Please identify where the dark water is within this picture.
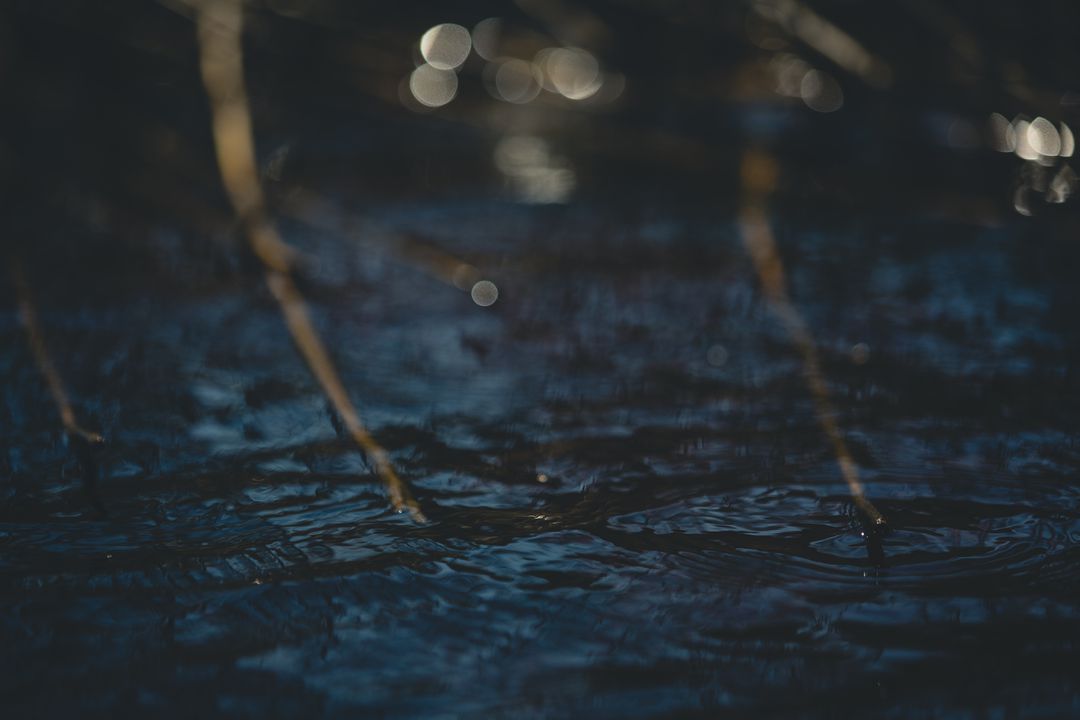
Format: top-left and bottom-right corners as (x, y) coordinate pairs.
(3, 2), (1080, 717)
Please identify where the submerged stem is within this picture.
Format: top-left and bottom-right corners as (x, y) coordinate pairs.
(11, 260), (104, 446)
(737, 149), (886, 528)
(195, 0), (425, 522)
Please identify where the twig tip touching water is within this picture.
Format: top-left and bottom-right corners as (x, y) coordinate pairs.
(196, 0), (425, 522)
(11, 260), (105, 446)
(738, 148), (887, 532)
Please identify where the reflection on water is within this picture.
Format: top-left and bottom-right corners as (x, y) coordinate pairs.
(494, 135), (576, 204)
(3, 0), (1080, 717)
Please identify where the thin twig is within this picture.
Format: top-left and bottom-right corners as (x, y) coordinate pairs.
(280, 189), (488, 293)
(737, 148), (886, 527)
(11, 260), (104, 446)
(195, 0), (425, 522)
(751, 0), (892, 89)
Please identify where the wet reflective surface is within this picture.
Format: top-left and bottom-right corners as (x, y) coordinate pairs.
(3, 2), (1080, 717)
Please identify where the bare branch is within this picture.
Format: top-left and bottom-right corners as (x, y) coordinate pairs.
(195, 0), (425, 522)
(738, 148), (885, 528)
(11, 260), (104, 446)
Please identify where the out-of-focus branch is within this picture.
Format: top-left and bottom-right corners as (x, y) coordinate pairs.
(195, 0), (425, 522)
(751, 0), (892, 89)
(11, 260), (104, 446)
(280, 189), (489, 294)
(738, 148), (886, 528)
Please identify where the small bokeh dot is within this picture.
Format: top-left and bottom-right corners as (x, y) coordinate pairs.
(471, 280), (499, 306)
(706, 344), (729, 367)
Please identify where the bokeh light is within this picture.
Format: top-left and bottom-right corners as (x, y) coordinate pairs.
(1012, 118), (1039, 161)
(536, 47), (603, 100)
(1048, 166), (1076, 203)
(1060, 122), (1075, 157)
(800, 69), (843, 112)
(1027, 117), (1061, 157)
(771, 53), (811, 97)
(419, 23), (472, 71)
(488, 58), (543, 104)
(988, 113), (1017, 152)
(472, 18), (501, 61)
(409, 63), (458, 108)
(470, 280), (499, 306)
(494, 135), (575, 204)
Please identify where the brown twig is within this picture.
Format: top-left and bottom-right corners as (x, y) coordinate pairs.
(195, 0), (425, 522)
(11, 260), (104, 445)
(279, 189), (489, 293)
(738, 148), (886, 527)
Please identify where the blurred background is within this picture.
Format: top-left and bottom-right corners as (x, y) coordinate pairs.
(2, 1), (1080, 717)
